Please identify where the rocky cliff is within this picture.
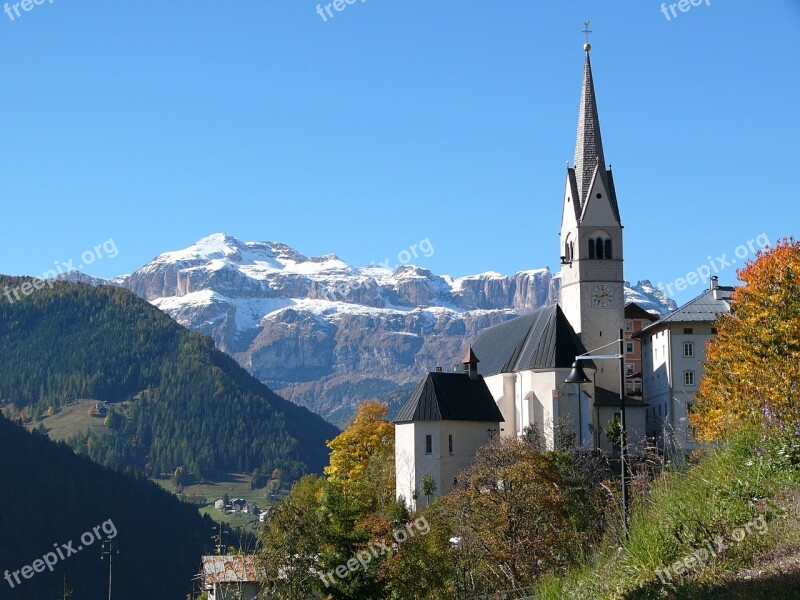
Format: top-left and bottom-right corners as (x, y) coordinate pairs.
(69, 234), (676, 425)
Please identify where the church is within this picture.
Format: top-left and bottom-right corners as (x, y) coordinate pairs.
(395, 39), (648, 506)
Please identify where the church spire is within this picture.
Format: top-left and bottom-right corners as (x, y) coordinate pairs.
(573, 28), (606, 204)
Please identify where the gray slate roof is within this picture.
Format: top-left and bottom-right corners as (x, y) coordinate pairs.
(471, 304), (592, 377)
(574, 50), (606, 204)
(634, 286), (734, 337)
(393, 372), (504, 424)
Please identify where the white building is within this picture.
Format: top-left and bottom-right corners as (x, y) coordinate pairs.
(634, 277), (733, 450)
(394, 349), (503, 511)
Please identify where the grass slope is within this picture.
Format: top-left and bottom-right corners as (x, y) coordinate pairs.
(535, 430), (800, 599)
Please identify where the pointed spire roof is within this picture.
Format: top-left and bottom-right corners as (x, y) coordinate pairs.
(462, 346), (479, 365)
(573, 45), (606, 203)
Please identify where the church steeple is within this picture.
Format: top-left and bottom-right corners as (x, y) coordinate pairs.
(573, 42), (606, 204)
(558, 31), (624, 393)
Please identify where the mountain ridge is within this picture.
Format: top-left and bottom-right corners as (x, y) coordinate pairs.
(62, 233), (676, 424)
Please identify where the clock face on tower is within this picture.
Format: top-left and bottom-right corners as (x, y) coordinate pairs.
(592, 284), (614, 308)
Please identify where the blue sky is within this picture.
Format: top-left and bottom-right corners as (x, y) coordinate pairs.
(1, 0), (798, 305)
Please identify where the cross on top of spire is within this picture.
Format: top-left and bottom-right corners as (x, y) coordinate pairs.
(583, 20), (592, 51)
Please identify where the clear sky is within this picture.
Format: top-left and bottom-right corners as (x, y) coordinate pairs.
(1, 0), (798, 305)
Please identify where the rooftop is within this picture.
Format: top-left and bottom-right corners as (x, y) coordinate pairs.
(634, 285), (734, 337)
(394, 371), (504, 424)
(472, 304), (593, 377)
(201, 555), (262, 585)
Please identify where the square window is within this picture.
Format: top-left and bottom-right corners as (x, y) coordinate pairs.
(425, 435), (432, 455)
(711, 328), (718, 334)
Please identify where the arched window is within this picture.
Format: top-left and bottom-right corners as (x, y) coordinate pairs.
(587, 231), (613, 260)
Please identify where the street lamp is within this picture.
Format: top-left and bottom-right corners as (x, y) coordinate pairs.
(564, 328), (629, 535)
(564, 361), (591, 448)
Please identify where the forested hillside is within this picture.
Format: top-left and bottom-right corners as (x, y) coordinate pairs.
(0, 276), (338, 481)
(0, 415), (213, 600)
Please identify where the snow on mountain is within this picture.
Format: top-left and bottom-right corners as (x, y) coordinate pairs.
(65, 234), (676, 424)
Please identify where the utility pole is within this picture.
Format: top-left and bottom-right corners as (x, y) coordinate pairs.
(619, 328), (629, 536)
(212, 522), (230, 555)
(100, 541), (117, 600)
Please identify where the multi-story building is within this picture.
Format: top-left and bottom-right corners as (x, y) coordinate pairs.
(624, 303), (659, 396)
(633, 277), (733, 448)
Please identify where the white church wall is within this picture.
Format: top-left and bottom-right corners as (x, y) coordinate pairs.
(439, 420), (500, 496)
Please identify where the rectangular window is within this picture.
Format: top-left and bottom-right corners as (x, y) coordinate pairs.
(448, 434), (454, 454)
(425, 435), (432, 455)
(711, 328), (718, 335)
(625, 322), (633, 332)
(626, 342), (635, 353)
(684, 371), (695, 386)
(684, 342), (694, 357)
(684, 328), (694, 335)
(626, 363), (635, 375)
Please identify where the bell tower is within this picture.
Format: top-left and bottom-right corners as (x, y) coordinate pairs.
(558, 35), (624, 391)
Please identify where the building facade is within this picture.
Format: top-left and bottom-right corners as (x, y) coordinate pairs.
(624, 303), (660, 396)
(634, 277), (733, 448)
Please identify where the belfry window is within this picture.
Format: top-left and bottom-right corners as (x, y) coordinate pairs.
(588, 233), (612, 260)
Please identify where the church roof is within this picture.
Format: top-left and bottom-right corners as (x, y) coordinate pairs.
(471, 304), (593, 377)
(574, 49), (606, 204)
(393, 372), (504, 424)
(566, 47), (621, 224)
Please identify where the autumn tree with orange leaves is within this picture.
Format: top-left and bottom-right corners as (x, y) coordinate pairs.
(691, 238), (800, 441)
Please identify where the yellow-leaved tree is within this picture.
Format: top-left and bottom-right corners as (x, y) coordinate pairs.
(691, 238), (800, 441)
(324, 400), (395, 511)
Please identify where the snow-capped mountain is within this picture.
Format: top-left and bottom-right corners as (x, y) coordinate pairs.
(69, 233), (676, 424)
